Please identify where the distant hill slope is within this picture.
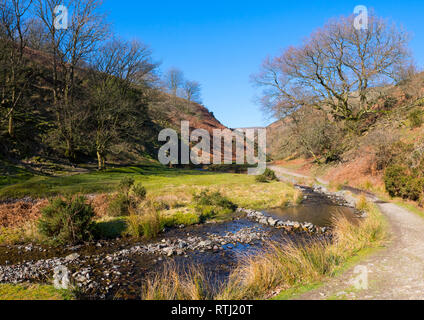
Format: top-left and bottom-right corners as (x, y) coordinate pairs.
(0, 46), (230, 167)
(267, 72), (424, 189)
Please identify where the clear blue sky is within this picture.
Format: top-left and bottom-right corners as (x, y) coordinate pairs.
(103, 0), (424, 128)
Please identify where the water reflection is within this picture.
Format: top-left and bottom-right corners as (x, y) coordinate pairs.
(265, 205), (357, 227)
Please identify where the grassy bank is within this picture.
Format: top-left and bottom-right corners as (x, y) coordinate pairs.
(0, 165), (299, 244)
(0, 284), (74, 300)
(142, 199), (386, 300)
(0, 164), (295, 209)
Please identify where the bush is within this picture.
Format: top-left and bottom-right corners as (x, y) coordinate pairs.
(38, 195), (94, 245)
(118, 177), (135, 193)
(255, 175), (268, 183)
(108, 179), (147, 216)
(384, 165), (424, 200)
(138, 206), (163, 240)
(255, 168), (277, 183)
(263, 168), (277, 181)
(107, 193), (131, 217)
(130, 183), (147, 202)
(384, 165), (409, 198)
(409, 109), (424, 128)
(193, 190), (236, 209)
(193, 190), (237, 221)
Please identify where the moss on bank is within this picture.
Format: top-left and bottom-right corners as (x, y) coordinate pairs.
(0, 283), (74, 300)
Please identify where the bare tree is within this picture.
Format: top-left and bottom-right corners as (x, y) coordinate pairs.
(253, 14), (410, 125)
(164, 67), (184, 96)
(35, 0), (109, 160)
(182, 80), (202, 104)
(0, 0), (33, 137)
(89, 38), (157, 169)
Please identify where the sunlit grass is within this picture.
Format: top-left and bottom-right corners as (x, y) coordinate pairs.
(0, 284), (74, 300)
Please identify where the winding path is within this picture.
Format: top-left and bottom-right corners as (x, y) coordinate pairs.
(269, 165), (424, 300)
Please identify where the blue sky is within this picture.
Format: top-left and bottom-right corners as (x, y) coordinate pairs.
(103, 0), (424, 128)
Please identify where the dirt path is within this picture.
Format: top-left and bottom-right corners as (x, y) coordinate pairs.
(268, 165), (328, 185)
(269, 164), (424, 300)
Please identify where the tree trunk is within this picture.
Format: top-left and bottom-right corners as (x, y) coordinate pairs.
(97, 151), (102, 170)
(65, 139), (75, 161)
(8, 111), (13, 137)
(97, 151), (106, 170)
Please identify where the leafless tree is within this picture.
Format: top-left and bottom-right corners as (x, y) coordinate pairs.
(182, 80), (202, 104)
(0, 0), (33, 137)
(164, 67), (184, 96)
(35, 0), (109, 159)
(89, 38), (157, 169)
(253, 14), (411, 124)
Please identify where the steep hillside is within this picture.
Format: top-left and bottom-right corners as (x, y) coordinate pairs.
(0, 47), (229, 173)
(268, 72), (424, 195)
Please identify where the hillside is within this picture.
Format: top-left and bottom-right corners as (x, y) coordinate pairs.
(0, 46), (229, 175)
(268, 72), (424, 197)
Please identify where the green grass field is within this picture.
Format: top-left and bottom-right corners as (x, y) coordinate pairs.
(0, 164), (296, 210)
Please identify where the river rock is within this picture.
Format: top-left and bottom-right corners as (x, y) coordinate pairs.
(65, 253), (80, 262)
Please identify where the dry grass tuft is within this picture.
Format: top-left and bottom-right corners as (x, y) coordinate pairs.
(293, 189), (304, 205)
(142, 263), (212, 300)
(355, 195), (369, 212)
(125, 202), (163, 239)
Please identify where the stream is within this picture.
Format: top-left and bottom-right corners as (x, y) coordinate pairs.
(0, 186), (360, 300)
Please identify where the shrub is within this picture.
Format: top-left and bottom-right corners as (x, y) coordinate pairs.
(108, 179), (147, 216)
(255, 175), (268, 183)
(193, 190), (237, 221)
(293, 189), (304, 205)
(356, 195), (369, 211)
(118, 177), (135, 193)
(404, 178), (424, 201)
(384, 165), (409, 198)
(409, 109), (424, 128)
(125, 214), (143, 238)
(255, 168), (278, 183)
(193, 190), (236, 209)
(130, 183), (147, 202)
(384, 165), (424, 200)
(263, 168), (277, 181)
(124, 204), (164, 240)
(107, 193), (131, 217)
(38, 195), (94, 245)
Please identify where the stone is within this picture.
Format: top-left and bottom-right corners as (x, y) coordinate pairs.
(178, 241), (187, 249)
(267, 217), (278, 227)
(65, 253), (80, 262)
(163, 247), (174, 257)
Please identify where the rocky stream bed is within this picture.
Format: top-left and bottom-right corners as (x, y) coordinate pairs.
(0, 185), (362, 299)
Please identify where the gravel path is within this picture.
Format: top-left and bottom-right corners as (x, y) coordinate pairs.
(269, 164), (424, 300)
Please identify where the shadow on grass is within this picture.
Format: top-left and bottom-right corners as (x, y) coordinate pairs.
(93, 218), (128, 239)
